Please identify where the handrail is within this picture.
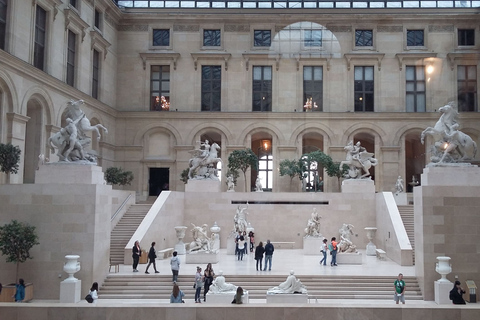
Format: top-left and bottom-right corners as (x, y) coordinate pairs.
(111, 193), (133, 222)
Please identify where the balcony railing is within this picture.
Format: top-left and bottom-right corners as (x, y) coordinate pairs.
(113, 0), (480, 9)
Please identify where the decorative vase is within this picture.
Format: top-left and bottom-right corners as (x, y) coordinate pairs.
(435, 256), (452, 282)
(364, 227), (377, 256)
(174, 226), (188, 255)
(63, 255), (81, 282)
(210, 222), (221, 252)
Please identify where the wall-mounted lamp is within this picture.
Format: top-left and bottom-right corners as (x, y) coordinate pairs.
(261, 139), (271, 151)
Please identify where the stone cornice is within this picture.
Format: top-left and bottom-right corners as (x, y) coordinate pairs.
(64, 8), (90, 42)
(139, 52), (181, 70)
(242, 52), (281, 71)
(190, 52), (231, 71)
(344, 52), (385, 71)
(395, 52), (438, 70)
(446, 52), (480, 70)
(90, 29), (112, 59)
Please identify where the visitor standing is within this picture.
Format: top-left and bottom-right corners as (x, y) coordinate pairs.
(203, 263), (215, 301)
(263, 239), (274, 271)
(88, 282), (99, 304)
(231, 287), (244, 304)
(170, 251), (180, 283)
(330, 237), (338, 266)
(132, 240), (141, 272)
(319, 238), (328, 265)
(255, 241), (265, 271)
(249, 231), (255, 252)
(394, 273), (406, 304)
(14, 279), (25, 302)
(449, 280), (466, 304)
(237, 236), (246, 260)
(145, 241), (159, 274)
(194, 266), (204, 303)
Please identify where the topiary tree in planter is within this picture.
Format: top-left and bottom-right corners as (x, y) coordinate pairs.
(227, 149), (258, 192)
(0, 143), (21, 183)
(279, 159), (303, 191)
(0, 220), (39, 283)
(105, 167), (134, 186)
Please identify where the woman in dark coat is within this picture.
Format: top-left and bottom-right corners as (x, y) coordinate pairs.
(449, 280), (466, 304)
(132, 240), (141, 272)
(254, 241), (265, 271)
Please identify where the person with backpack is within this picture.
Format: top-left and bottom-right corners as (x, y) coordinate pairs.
(329, 237), (338, 266)
(394, 273), (406, 304)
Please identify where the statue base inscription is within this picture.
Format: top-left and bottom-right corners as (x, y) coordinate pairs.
(185, 251), (219, 264)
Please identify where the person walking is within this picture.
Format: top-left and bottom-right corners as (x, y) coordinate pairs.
(170, 283), (185, 303)
(170, 251), (180, 283)
(263, 239), (274, 271)
(248, 231), (255, 252)
(145, 242), (159, 274)
(449, 280), (466, 304)
(237, 236), (246, 260)
(319, 238), (328, 265)
(194, 266), (204, 303)
(203, 263), (215, 301)
(14, 279), (25, 302)
(330, 237), (338, 266)
(394, 273), (406, 304)
(255, 241), (265, 271)
(132, 240), (141, 272)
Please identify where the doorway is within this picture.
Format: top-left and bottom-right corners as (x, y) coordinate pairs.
(149, 168), (169, 196)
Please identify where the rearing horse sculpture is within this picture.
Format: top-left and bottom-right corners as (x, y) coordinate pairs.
(188, 142), (221, 179)
(340, 141), (378, 179)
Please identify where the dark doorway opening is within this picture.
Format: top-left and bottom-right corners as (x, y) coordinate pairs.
(149, 168), (169, 196)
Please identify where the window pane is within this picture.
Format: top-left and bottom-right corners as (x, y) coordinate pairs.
(153, 29), (169, 46)
(365, 67), (374, 80)
(313, 67), (322, 80)
(304, 67), (312, 80)
(264, 67), (272, 80)
(457, 66), (466, 80)
(416, 94), (426, 111)
(406, 94), (415, 112)
(354, 67), (363, 80)
(467, 66), (476, 79)
(406, 66), (415, 80)
(253, 67), (262, 80)
(406, 82), (415, 91)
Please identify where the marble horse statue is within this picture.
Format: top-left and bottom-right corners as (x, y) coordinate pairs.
(421, 101), (477, 163)
(188, 141), (222, 179)
(340, 141), (378, 179)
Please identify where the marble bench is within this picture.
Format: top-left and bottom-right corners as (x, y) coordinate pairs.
(376, 248), (386, 261)
(157, 248), (174, 260)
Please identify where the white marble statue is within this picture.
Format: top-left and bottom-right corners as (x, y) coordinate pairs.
(234, 203), (249, 233)
(338, 223), (357, 253)
(340, 140), (378, 179)
(421, 101), (477, 164)
(187, 140), (222, 180)
(189, 223), (215, 253)
(208, 270), (237, 293)
(304, 208), (322, 237)
(395, 176), (404, 194)
(255, 176), (263, 192)
(48, 99), (108, 163)
(226, 175), (235, 192)
(267, 270), (307, 294)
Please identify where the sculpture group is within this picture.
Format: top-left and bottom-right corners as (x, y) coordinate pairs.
(188, 140), (222, 180)
(189, 223), (216, 253)
(340, 140), (378, 179)
(304, 208), (322, 237)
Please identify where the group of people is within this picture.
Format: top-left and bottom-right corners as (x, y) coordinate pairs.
(132, 241), (181, 281)
(254, 239), (275, 271)
(193, 263), (216, 303)
(318, 237), (338, 266)
(234, 231), (255, 261)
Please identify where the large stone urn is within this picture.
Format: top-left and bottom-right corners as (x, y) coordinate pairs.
(63, 255), (81, 282)
(435, 256), (452, 283)
(174, 226), (188, 255)
(364, 227), (377, 256)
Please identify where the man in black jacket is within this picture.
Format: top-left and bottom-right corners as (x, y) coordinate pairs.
(145, 242), (159, 274)
(263, 240), (274, 271)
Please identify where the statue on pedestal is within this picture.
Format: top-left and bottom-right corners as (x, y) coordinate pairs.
(234, 203), (249, 234)
(340, 141), (378, 179)
(304, 208), (322, 237)
(395, 176), (404, 194)
(421, 101), (477, 164)
(255, 176), (263, 192)
(48, 99), (108, 163)
(338, 223), (357, 253)
(209, 270), (237, 293)
(267, 270), (307, 294)
(226, 175), (235, 192)
(189, 223), (215, 253)
(187, 140), (222, 180)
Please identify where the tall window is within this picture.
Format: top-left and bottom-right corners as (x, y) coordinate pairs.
(94, 9), (101, 30)
(303, 66), (323, 111)
(406, 66), (425, 112)
(258, 147), (272, 191)
(355, 30), (373, 47)
(0, 0), (8, 50)
(304, 30), (322, 47)
(92, 49), (99, 99)
(203, 29), (220, 47)
(150, 65), (170, 111)
(66, 30), (76, 86)
(153, 29), (169, 46)
(69, 0), (77, 8)
(407, 30), (424, 46)
(34, 5), (46, 70)
(252, 66), (272, 111)
(458, 29), (474, 46)
(254, 30), (271, 47)
(457, 65), (477, 112)
(354, 66), (374, 112)
(201, 65), (221, 111)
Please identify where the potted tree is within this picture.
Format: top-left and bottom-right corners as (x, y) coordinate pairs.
(105, 167), (134, 187)
(0, 220), (39, 302)
(301, 150), (348, 192)
(227, 149), (258, 192)
(279, 159), (303, 191)
(0, 143), (21, 184)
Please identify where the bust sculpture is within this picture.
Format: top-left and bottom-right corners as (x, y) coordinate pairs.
(338, 223), (357, 253)
(208, 270), (237, 293)
(187, 139), (222, 180)
(304, 208), (322, 237)
(267, 270), (307, 294)
(340, 141), (378, 179)
(421, 101), (477, 164)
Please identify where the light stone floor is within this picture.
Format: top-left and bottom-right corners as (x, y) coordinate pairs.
(30, 249), (479, 307)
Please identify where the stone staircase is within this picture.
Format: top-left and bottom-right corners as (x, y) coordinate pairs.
(110, 204), (152, 265)
(99, 274), (423, 301)
(398, 205), (415, 265)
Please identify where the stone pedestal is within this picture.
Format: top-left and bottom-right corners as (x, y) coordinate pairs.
(303, 237), (324, 255)
(365, 227), (378, 256)
(185, 251), (219, 264)
(36, 163), (105, 184)
(336, 252), (362, 264)
(206, 291), (249, 304)
(174, 226), (188, 255)
(185, 179), (221, 192)
(435, 280), (453, 304)
(393, 192), (408, 205)
(422, 165), (479, 186)
(266, 293), (308, 304)
(60, 279), (82, 303)
(227, 234), (236, 255)
(341, 179), (375, 193)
